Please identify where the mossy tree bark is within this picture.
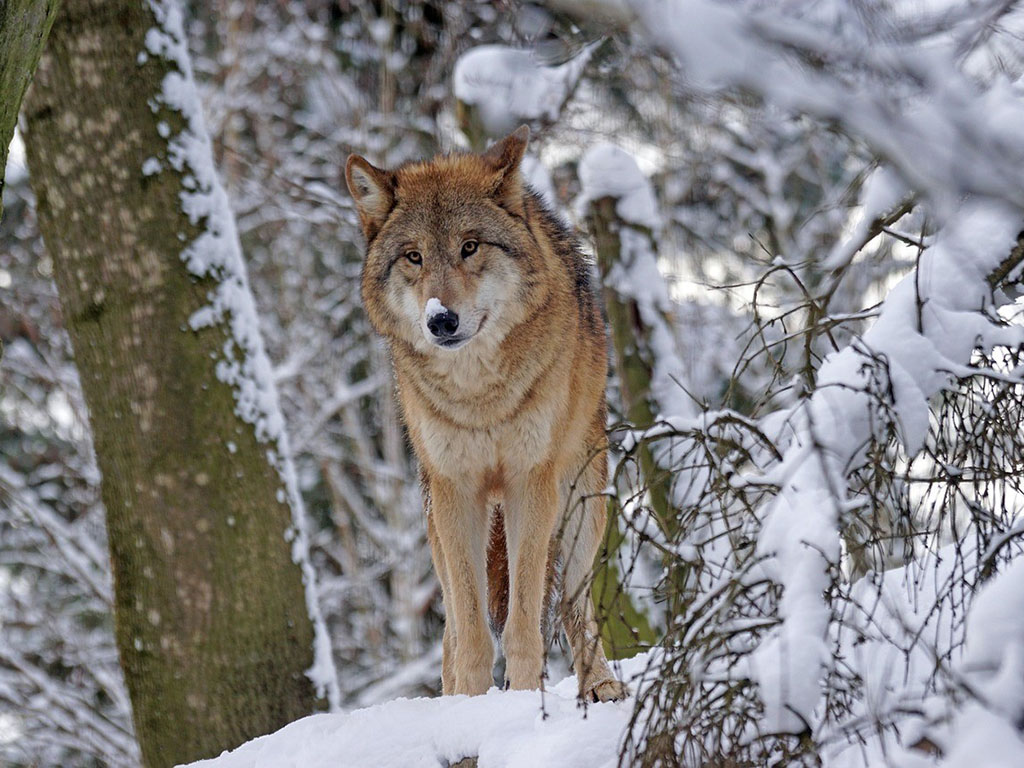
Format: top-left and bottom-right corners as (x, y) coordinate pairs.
(23, 2), (324, 766)
(587, 198), (679, 530)
(0, 0), (59, 221)
(455, 100), (489, 153)
(586, 196), (678, 654)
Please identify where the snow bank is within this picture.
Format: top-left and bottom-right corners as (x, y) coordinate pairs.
(182, 655), (652, 768)
(454, 44), (594, 136)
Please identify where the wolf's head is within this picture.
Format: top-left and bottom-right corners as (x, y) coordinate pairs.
(345, 126), (548, 354)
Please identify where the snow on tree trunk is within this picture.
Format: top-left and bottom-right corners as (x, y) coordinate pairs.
(0, 0), (59, 221)
(22, 1), (337, 765)
(453, 43), (595, 145)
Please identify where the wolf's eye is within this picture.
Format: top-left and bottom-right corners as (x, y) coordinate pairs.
(405, 250), (422, 265)
(461, 240), (479, 258)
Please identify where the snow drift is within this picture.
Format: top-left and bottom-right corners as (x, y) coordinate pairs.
(182, 654), (653, 768)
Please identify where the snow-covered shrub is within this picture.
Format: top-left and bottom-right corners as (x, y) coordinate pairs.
(546, 1), (1024, 765)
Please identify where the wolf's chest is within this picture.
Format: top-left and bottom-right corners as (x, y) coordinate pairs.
(409, 391), (562, 481)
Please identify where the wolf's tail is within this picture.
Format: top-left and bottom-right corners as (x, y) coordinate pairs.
(486, 506), (560, 638)
(486, 506), (509, 634)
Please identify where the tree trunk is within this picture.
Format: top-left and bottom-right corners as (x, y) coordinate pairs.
(22, 2), (330, 765)
(586, 195), (682, 654)
(0, 0), (59, 221)
(588, 196), (676, 535)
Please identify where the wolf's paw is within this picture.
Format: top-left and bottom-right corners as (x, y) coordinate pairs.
(582, 677), (630, 703)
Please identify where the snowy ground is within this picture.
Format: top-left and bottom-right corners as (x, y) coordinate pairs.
(182, 653), (654, 768)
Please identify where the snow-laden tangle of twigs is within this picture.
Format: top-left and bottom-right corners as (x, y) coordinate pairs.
(570, 1), (1024, 764)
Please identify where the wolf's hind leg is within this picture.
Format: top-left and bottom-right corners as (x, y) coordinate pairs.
(429, 475), (494, 696)
(559, 459), (630, 703)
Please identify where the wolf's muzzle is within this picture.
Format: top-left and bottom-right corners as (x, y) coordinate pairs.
(427, 309), (460, 339)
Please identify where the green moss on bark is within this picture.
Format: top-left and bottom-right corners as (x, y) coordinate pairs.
(593, 499), (658, 657)
(589, 197), (676, 535)
(586, 196), (667, 655)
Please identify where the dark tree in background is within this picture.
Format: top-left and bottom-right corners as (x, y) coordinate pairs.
(0, 0), (58, 367)
(0, 0), (58, 222)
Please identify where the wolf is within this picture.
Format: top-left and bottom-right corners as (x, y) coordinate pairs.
(345, 126), (628, 702)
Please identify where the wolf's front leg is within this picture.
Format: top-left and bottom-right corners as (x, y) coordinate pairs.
(426, 511), (457, 694)
(429, 475), (494, 695)
(502, 465), (560, 690)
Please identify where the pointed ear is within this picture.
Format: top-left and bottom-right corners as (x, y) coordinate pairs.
(345, 155), (395, 240)
(482, 125), (529, 215)
(483, 124), (530, 173)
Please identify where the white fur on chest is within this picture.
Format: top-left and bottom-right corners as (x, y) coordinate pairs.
(413, 384), (564, 481)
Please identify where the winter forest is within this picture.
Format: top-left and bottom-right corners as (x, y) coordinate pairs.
(3, 0), (1024, 766)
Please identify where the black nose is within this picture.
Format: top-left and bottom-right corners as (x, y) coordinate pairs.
(427, 309), (459, 338)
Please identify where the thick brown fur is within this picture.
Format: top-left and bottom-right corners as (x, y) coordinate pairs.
(346, 127), (628, 702)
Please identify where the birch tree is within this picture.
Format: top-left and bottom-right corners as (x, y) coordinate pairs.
(22, 1), (336, 765)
